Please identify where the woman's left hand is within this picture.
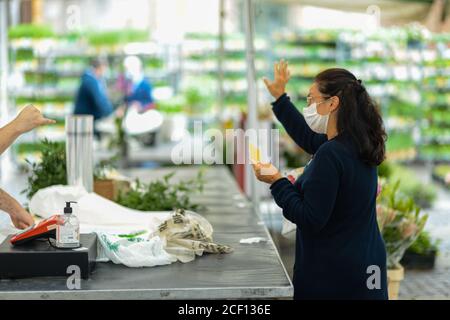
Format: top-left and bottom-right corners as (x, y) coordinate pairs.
(252, 162), (283, 185)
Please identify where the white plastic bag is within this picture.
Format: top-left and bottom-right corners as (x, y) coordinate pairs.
(29, 185), (231, 267)
(96, 232), (176, 267)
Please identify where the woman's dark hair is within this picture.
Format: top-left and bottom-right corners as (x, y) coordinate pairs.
(314, 68), (386, 166)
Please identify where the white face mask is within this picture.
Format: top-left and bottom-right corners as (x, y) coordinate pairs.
(303, 100), (331, 134)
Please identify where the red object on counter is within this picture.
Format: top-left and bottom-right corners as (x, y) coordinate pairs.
(10, 215), (60, 245)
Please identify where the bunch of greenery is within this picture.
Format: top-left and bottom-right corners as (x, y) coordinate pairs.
(377, 180), (428, 269)
(22, 139), (67, 200)
(407, 231), (440, 256)
(116, 171), (205, 212)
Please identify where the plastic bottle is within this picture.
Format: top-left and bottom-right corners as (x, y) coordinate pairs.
(56, 201), (80, 248)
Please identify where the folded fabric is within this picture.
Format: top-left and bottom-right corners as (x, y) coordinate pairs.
(151, 208), (233, 263)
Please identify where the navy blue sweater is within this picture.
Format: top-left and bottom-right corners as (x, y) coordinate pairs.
(270, 93), (388, 300)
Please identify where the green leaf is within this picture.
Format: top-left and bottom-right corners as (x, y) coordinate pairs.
(116, 171), (205, 212)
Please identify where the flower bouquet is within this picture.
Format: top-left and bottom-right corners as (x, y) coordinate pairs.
(376, 179), (428, 269)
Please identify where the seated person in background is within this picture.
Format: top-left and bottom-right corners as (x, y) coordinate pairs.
(0, 105), (55, 229)
(74, 58), (114, 137)
(120, 55), (155, 113)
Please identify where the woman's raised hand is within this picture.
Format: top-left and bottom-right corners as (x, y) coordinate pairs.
(263, 59), (291, 100)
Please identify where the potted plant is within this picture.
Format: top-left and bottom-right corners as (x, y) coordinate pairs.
(376, 179), (428, 300)
(401, 231), (440, 270)
(93, 159), (130, 201)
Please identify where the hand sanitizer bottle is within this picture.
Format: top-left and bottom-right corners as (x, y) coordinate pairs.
(56, 201), (80, 248)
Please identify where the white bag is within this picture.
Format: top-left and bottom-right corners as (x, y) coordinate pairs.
(96, 232), (177, 267)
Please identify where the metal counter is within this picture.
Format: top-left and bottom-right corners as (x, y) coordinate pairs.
(0, 166), (293, 299)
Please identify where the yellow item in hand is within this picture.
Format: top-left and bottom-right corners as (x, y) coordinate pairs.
(249, 143), (261, 164)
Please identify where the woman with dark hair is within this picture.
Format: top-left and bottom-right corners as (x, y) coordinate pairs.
(253, 60), (388, 300)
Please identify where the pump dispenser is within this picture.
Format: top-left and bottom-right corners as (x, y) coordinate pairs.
(56, 201), (80, 248)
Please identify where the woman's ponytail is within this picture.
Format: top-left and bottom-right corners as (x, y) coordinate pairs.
(315, 68), (387, 166)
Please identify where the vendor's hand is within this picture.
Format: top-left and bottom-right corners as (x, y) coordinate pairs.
(252, 162), (283, 185)
(263, 59), (291, 100)
(13, 105), (56, 134)
(10, 208), (34, 230)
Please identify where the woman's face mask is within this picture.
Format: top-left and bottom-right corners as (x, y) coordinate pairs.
(303, 98), (332, 134)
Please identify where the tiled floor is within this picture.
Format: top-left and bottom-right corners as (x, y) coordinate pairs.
(259, 164), (450, 300)
(399, 248), (450, 299)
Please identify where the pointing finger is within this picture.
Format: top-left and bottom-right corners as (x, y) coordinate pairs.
(39, 117), (57, 125)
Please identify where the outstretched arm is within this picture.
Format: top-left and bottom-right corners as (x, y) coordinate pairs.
(0, 105), (55, 156)
(263, 59), (326, 154)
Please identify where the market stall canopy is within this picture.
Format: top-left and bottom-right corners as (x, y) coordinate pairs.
(259, 0), (445, 26)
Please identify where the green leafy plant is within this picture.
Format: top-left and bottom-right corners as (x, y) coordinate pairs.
(116, 171), (205, 211)
(22, 139), (67, 200)
(377, 179), (429, 269)
(379, 162), (436, 209)
(407, 231), (440, 255)
(377, 161), (393, 179)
